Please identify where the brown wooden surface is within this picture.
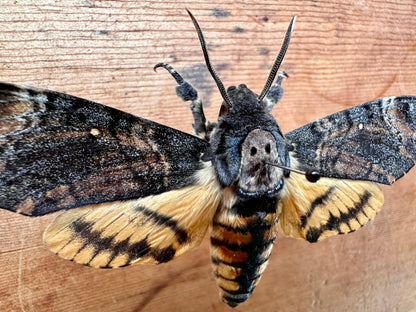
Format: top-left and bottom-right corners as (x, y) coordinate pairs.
(1, 1), (416, 311)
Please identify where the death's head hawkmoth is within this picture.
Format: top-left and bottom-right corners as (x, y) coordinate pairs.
(1, 10), (416, 307)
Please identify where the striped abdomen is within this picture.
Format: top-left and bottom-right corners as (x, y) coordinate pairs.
(210, 197), (279, 307)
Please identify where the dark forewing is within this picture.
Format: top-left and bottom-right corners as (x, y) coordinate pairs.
(286, 96), (416, 184)
(0, 83), (209, 215)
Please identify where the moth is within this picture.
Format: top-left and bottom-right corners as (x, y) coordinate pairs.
(1, 10), (416, 308)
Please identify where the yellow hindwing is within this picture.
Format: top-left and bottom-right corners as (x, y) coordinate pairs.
(279, 172), (384, 242)
(44, 164), (222, 267)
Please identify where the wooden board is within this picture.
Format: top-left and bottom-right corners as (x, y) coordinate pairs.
(1, 0), (416, 311)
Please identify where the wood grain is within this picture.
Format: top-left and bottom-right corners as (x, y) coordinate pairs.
(1, 0), (416, 311)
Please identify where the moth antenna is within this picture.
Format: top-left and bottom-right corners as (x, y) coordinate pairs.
(264, 161), (321, 183)
(257, 16), (296, 104)
(186, 9), (234, 109)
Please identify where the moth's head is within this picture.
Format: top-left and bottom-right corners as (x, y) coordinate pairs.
(210, 98), (290, 197)
(218, 84), (264, 117)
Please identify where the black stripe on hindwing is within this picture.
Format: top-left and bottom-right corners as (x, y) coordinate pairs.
(300, 186), (336, 228)
(51, 204), (191, 268)
(279, 173), (384, 243)
(66, 209), (182, 267)
(137, 206), (189, 244)
(305, 190), (372, 242)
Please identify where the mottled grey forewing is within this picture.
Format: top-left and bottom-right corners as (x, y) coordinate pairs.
(286, 96), (416, 184)
(0, 83), (208, 215)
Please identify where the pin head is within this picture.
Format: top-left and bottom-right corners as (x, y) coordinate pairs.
(305, 170), (321, 182)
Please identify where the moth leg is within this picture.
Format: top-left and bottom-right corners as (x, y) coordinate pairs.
(190, 96), (217, 142)
(263, 71), (288, 112)
(154, 62), (215, 141)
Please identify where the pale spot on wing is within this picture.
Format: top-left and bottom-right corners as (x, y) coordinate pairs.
(90, 128), (100, 136)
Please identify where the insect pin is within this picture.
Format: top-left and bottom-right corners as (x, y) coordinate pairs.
(1, 10), (416, 307)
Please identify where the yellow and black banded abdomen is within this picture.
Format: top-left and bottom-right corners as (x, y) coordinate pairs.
(210, 197), (279, 307)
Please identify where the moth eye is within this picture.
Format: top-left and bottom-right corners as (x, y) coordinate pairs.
(250, 146), (257, 156)
(220, 104), (229, 116)
(265, 143), (271, 154)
